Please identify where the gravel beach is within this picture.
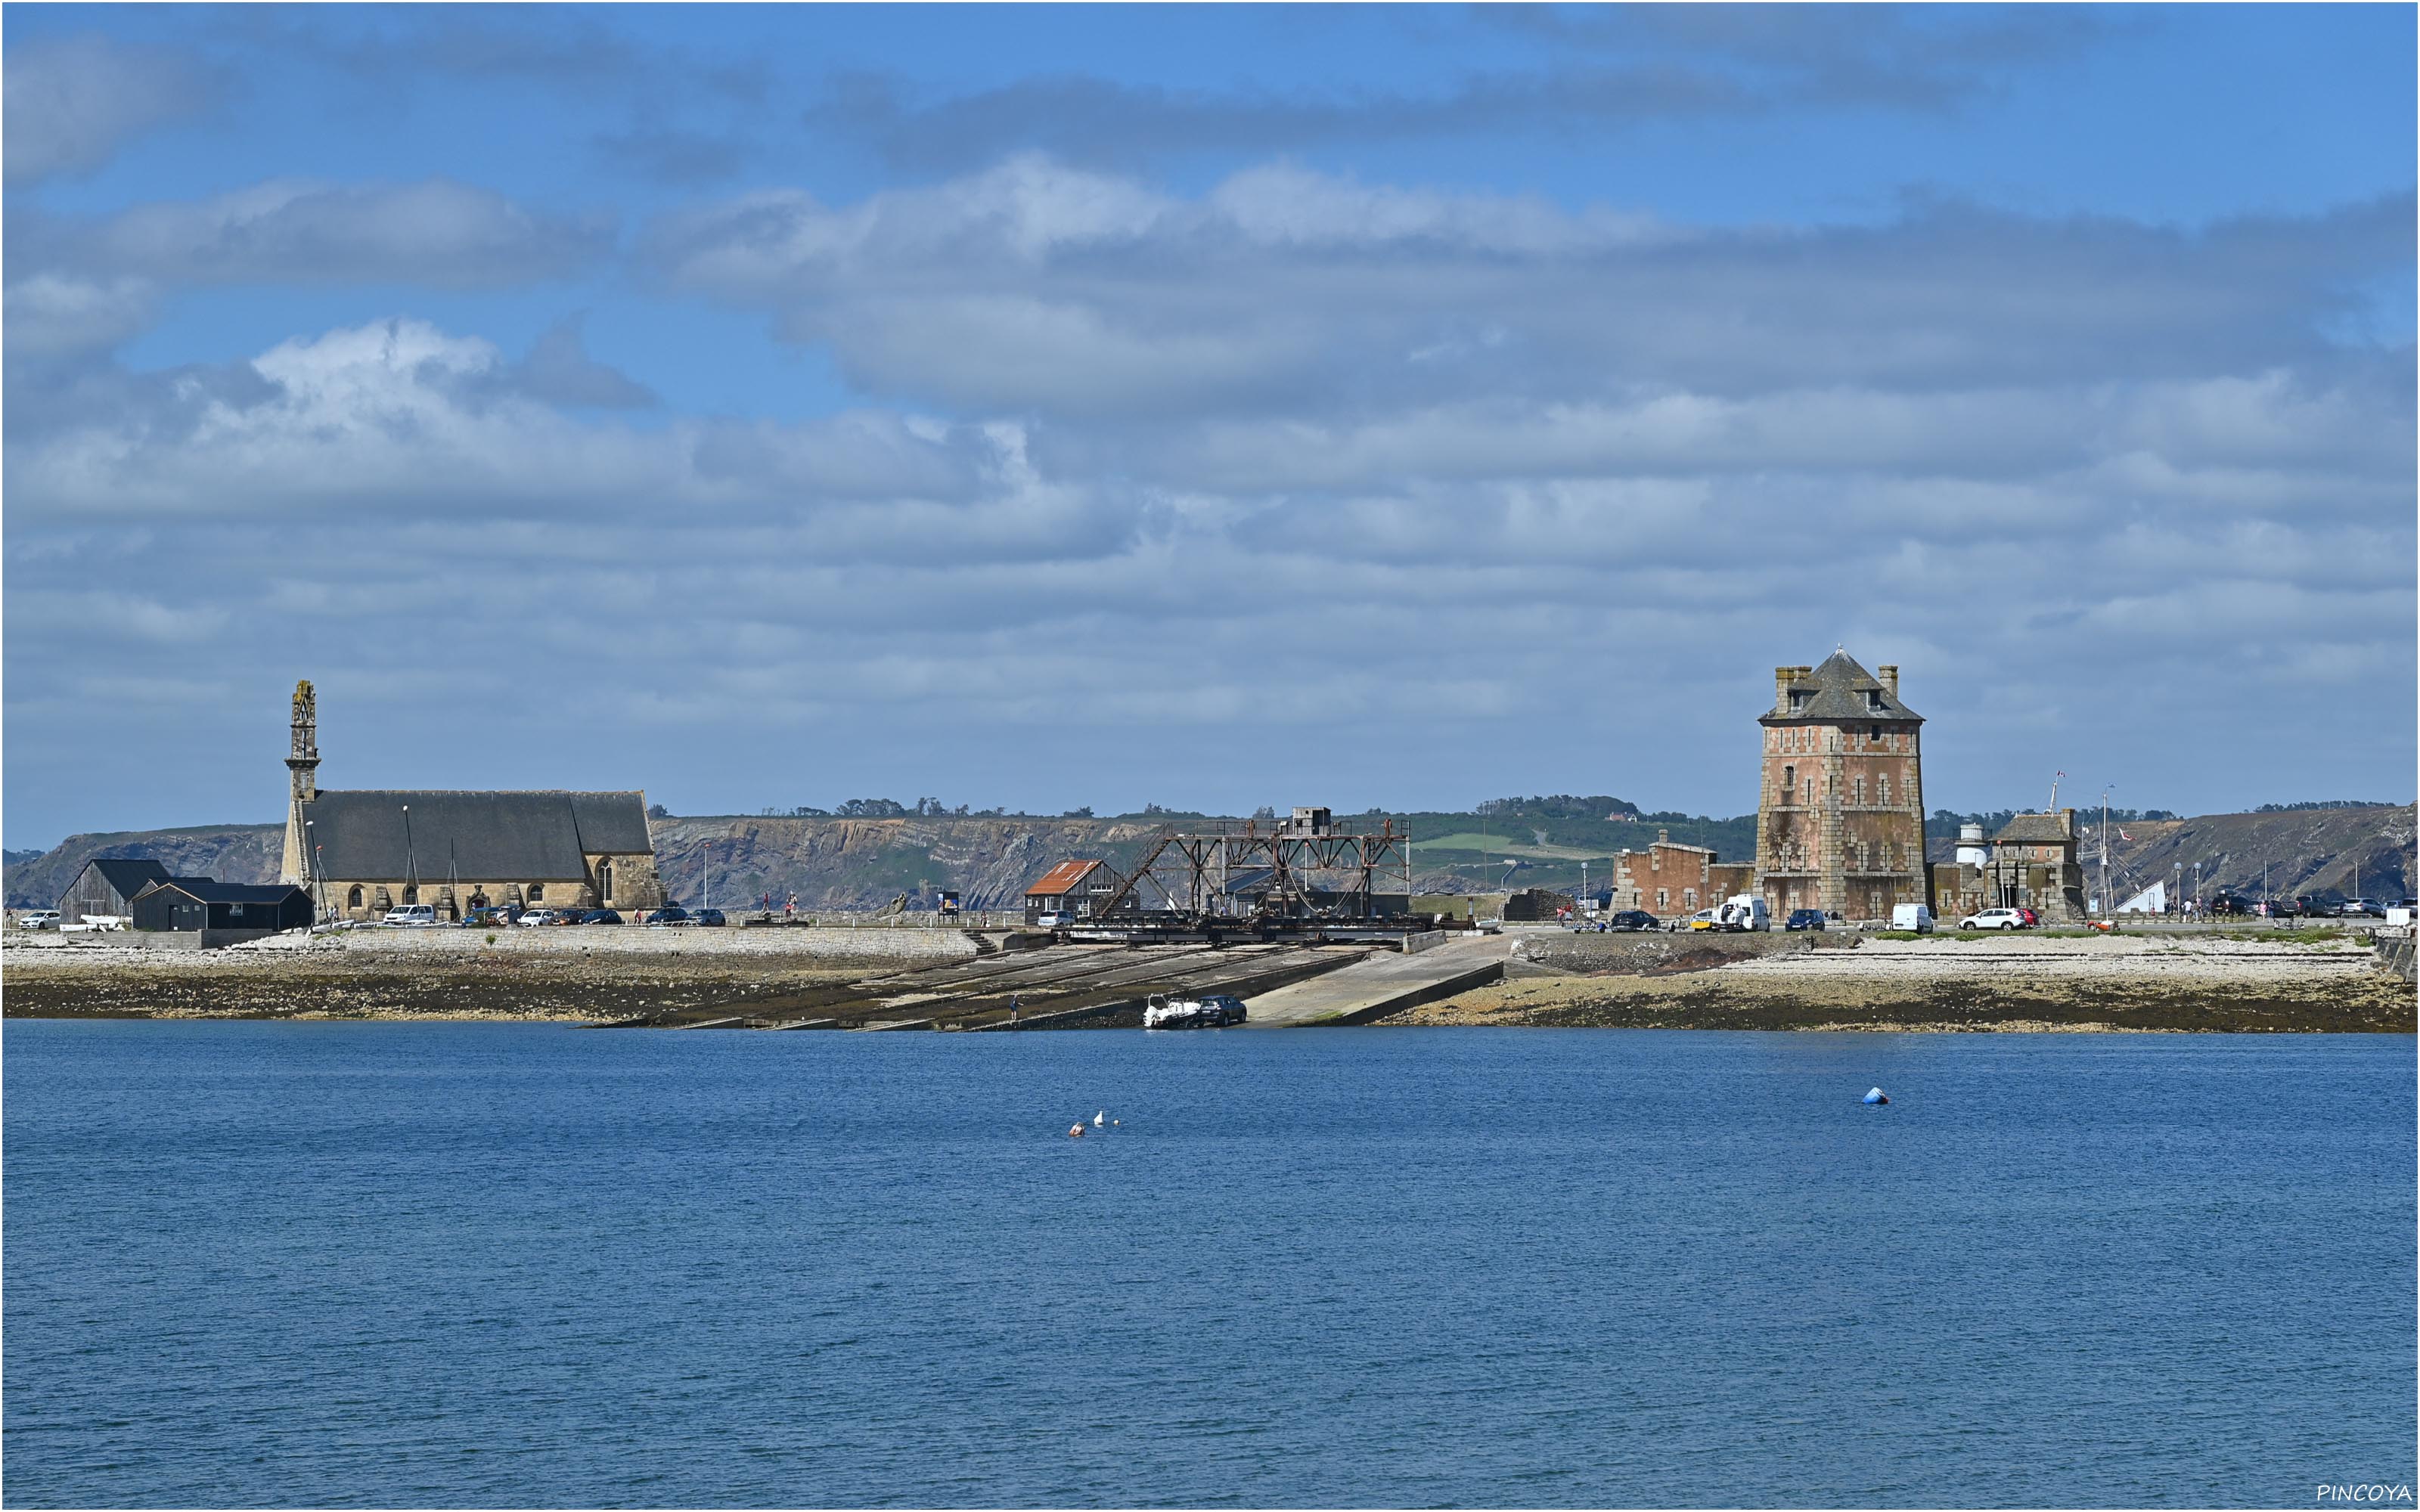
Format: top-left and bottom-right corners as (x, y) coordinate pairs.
(3, 924), (2407, 1031)
(1395, 930), (2415, 1032)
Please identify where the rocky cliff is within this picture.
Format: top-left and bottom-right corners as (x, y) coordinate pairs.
(10, 804), (2413, 912)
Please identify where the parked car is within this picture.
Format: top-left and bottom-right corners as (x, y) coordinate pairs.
(2207, 892), (2254, 916)
(382, 903), (440, 927)
(517, 908), (561, 927)
(690, 908), (726, 927)
(462, 906), (518, 928)
(577, 909), (623, 925)
(17, 909), (60, 931)
(1608, 910), (1658, 931)
(1686, 909), (1721, 931)
(643, 906), (690, 926)
(2262, 897), (2309, 919)
(1785, 909), (1826, 931)
(1959, 907), (2028, 931)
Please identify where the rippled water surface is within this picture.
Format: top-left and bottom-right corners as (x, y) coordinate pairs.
(5, 1021), (2412, 1507)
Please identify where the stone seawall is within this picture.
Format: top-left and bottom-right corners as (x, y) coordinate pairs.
(1512, 928), (1857, 975)
(2374, 930), (2417, 984)
(9, 925), (985, 965)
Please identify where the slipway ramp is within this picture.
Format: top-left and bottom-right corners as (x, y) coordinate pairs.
(1239, 934), (1512, 1027)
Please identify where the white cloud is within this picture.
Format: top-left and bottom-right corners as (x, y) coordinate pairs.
(2, 274), (157, 358)
(12, 178), (613, 290)
(7, 156), (2414, 828)
(651, 158), (2415, 423)
(2, 36), (214, 184)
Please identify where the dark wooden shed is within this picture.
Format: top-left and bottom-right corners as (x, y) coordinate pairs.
(130, 881), (312, 934)
(57, 857), (176, 924)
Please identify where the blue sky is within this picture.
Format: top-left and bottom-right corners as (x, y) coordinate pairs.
(5, 4), (2413, 846)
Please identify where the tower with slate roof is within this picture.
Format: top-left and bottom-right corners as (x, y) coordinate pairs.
(1754, 649), (1930, 922)
(276, 682), (663, 919)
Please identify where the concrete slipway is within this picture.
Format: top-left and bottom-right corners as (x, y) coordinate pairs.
(1235, 934), (1515, 1027)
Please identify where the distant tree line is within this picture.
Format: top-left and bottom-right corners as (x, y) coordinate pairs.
(2254, 800), (2396, 813)
(1925, 807), (2178, 841)
(1475, 795), (1646, 820)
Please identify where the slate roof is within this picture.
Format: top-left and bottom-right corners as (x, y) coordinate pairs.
(298, 790), (653, 882)
(1761, 649), (1922, 723)
(136, 880), (311, 905)
(77, 857), (174, 900)
(1993, 812), (2077, 846)
(1025, 860), (1103, 897)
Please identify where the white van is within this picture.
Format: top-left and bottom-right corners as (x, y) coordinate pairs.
(1891, 903), (1934, 934)
(1717, 894), (1770, 931)
(381, 903), (440, 927)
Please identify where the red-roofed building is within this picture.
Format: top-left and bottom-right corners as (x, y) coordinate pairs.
(1023, 860), (1120, 925)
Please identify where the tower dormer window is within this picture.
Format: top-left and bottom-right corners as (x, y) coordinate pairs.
(1866, 690), (1885, 711)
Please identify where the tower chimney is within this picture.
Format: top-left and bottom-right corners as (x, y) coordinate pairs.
(1878, 665), (1899, 702)
(1773, 666), (1795, 713)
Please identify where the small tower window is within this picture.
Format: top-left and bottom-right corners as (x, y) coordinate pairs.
(1782, 765), (1796, 798)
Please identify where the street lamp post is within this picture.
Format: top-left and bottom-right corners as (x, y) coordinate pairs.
(402, 804), (418, 909)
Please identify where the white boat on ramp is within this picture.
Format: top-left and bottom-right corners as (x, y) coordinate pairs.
(1143, 993), (1249, 1030)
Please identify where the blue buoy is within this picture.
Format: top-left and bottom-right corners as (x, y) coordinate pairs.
(1863, 1086), (1888, 1105)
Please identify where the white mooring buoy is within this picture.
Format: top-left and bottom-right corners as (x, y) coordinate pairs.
(1863, 1086), (1889, 1105)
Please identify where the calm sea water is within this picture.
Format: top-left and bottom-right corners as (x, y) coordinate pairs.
(5, 1021), (2412, 1508)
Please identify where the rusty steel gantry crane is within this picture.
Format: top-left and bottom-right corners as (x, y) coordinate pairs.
(1085, 807), (1414, 930)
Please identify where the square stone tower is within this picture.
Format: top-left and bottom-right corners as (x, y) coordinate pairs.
(1754, 650), (1929, 922)
(281, 679), (319, 886)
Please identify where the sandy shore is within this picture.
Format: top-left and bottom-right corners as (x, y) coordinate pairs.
(1394, 931), (2413, 1033)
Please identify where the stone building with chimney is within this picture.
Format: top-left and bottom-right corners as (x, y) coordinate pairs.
(1930, 810), (2090, 924)
(1753, 650), (1930, 922)
(1609, 831), (1754, 919)
(280, 681), (665, 921)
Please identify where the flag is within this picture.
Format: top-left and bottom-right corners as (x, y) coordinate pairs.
(2119, 828), (2134, 841)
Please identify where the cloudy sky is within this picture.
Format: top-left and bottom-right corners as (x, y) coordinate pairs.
(5, 5), (2412, 846)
